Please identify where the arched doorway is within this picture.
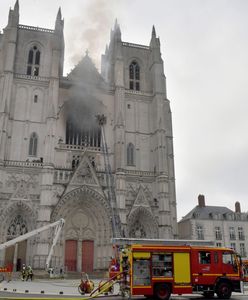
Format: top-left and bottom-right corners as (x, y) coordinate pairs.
(51, 186), (112, 272)
(0, 201), (36, 270)
(127, 207), (158, 238)
(5, 215), (28, 271)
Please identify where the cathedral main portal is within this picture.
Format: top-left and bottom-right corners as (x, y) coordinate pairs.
(52, 186), (112, 271)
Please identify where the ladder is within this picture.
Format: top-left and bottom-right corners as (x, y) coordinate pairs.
(96, 114), (122, 238)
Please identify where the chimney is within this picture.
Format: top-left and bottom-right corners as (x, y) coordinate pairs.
(198, 194), (206, 207)
(235, 201), (241, 213)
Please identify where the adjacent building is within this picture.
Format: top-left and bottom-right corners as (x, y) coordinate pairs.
(0, 1), (177, 271)
(178, 195), (248, 258)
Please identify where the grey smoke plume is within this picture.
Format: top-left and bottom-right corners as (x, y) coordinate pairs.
(65, 86), (105, 131)
(66, 0), (120, 72)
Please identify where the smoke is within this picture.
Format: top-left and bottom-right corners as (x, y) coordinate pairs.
(65, 86), (105, 131)
(65, 0), (120, 73)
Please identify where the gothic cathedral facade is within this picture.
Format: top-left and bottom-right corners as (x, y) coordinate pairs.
(0, 1), (177, 271)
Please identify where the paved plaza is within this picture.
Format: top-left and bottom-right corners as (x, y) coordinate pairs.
(0, 277), (121, 297)
(1, 277), (248, 299)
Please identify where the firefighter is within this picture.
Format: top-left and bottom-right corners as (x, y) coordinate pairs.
(21, 264), (27, 281)
(120, 248), (130, 297)
(26, 265), (33, 281)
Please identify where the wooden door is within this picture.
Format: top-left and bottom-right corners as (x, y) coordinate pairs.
(82, 240), (94, 273)
(65, 240), (77, 271)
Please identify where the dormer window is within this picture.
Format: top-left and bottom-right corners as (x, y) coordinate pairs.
(129, 61), (140, 91)
(27, 45), (40, 76)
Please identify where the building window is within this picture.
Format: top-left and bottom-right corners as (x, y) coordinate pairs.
(7, 215), (28, 238)
(238, 227), (245, 240)
(34, 95), (38, 103)
(229, 227), (236, 240)
(129, 61), (140, 91)
(27, 45), (40, 76)
(127, 104), (131, 109)
(29, 132), (38, 156)
(230, 242), (236, 250)
(240, 243), (246, 257)
(196, 225), (204, 240)
(215, 226), (222, 240)
(65, 119), (101, 148)
(127, 143), (135, 166)
(216, 242), (222, 247)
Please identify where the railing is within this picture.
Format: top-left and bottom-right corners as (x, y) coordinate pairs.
(122, 41), (150, 50)
(58, 143), (101, 152)
(54, 168), (108, 186)
(4, 160), (43, 168)
(125, 169), (155, 177)
(125, 89), (152, 97)
(54, 169), (73, 184)
(14, 73), (50, 82)
(18, 24), (54, 34)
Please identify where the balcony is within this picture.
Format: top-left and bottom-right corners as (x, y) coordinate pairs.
(57, 143), (101, 152)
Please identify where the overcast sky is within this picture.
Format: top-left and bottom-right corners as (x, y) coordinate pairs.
(1, 0), (248, 220)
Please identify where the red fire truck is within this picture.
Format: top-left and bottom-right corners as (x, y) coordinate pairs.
(242, 259), (248, 282)
(110, 240), (243, 300)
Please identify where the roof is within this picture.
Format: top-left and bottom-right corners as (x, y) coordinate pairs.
(67, 52), (104, 85)
(179, 205), (234, 222)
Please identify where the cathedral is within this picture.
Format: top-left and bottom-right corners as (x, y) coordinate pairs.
(0, 1), (177, 272)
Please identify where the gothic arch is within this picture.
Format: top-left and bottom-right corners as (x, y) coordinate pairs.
(51, 185), (112, 221)
(0, 200), (37, 242)
(127, 206), (158, 238)
(51, 185), (113, 270)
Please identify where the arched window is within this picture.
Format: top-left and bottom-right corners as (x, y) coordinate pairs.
(7, 215), (28, 238)
(127, 143), (135, 166)
(29, 132), (38, 156)
(27, 45), (40, 76)
(129, 61), (140, 91)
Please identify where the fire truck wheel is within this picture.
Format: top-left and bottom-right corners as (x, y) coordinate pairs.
(154, 283), (171, 300)
(203, 291), (215, 298)
(216, 282), (232, 299)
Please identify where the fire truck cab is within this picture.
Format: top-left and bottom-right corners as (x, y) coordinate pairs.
(113, 241), (243, 300)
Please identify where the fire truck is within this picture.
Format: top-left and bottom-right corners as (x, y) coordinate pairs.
(110, 239), (243, 300)
(242, 259), (248, 282)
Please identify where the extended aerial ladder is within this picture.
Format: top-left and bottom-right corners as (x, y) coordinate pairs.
(0, 218), (65, 270)
(96, 114), (122, 238)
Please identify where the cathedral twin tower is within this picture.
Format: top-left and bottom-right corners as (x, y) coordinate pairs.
(0, 1), (177, 271)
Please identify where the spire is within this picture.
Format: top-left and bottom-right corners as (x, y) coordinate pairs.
(114, 18), (121, 40)
(150, 24), (160, 50)
(8, 0), (19, 26)
(14, 0), (19, 14)
(56, 7), (62, 21)
(105, 44), (109, 54)
(55, 7), (64, 32)
(152, 25), (156, 38)
(114, 18), (118, 30)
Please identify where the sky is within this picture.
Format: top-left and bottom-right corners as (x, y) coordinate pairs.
(0, 0), (248, 221)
